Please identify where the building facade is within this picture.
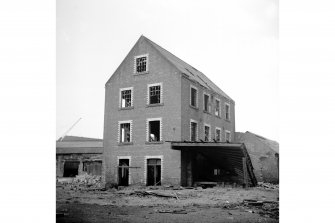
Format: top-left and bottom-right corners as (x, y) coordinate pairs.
(56, 136), (103, 178)
(103, 36), (240, 186)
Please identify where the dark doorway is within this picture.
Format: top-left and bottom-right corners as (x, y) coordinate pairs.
(147, 159), (161, 186)
(63, 161), (80, 177)
(118, 159), (129, 186)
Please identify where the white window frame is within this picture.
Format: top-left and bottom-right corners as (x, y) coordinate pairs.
(146, 117), (162, 142)
(118, 120), (133, 143)
(214, 97), (221, 117)
(190, 85), (198, 108)
(190, 119), (198, 141)
(147, 83), (163, 105)
(215, 127), (222, 141)
(204, 123), (211, 141)
(144, 155), (163, 185)
(117, 156), (132, 185)
(203, 92), (211, 112)
(119, 87), (133, 108)
(134, 54), (149, 74)
(225, 130), (231, 142)
(225, 102), (231, 121)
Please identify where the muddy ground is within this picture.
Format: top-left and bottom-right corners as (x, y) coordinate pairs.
(56, 184), (279, 223)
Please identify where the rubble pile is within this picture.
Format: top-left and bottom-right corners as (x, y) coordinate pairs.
(72, 173), (103, 189)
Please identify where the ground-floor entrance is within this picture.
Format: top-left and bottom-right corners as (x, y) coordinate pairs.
(147, 158), (161, 186)
(172, 142), (257, 187)
(118, 159), (129, 186)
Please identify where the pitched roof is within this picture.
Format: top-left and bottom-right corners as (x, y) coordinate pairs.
(143, 36), (233, 101)
(57, 135), (103, 142)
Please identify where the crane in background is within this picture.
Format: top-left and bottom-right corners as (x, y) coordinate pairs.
(59, 117), (82, 141)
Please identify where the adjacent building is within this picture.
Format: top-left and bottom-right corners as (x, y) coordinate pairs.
(103, 36), (257, 187)
(56, 136), (103, 177)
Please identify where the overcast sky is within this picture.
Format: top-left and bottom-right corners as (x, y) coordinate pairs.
(57, 0), (278, 141)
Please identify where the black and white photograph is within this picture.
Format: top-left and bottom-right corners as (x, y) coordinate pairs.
(6, 0), (335, 223)
(56, 0), (279, 222)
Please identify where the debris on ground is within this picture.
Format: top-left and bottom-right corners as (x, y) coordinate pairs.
(156, 209), (188, 214)
(57, 174), (103, 190)
(242, 199), (279, 219)
(257, 182), (279, 190)
(129, 190), (180, 199)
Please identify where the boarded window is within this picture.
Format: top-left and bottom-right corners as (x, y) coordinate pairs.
(120, 123), (131, 143)
(148, 120), (160, 142)
(190, 87), (197, 107)
(121, 89), (132, 108)
(136, 56), (147, 73)
(83, 161), (102, 176)
(149, 85), (161, 104)
(190, 122), (197, 141)
(204, 125), (210, 141)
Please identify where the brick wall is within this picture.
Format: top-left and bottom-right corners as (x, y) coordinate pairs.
(103, 37), (236, 186)
(103, 37), (182, 185)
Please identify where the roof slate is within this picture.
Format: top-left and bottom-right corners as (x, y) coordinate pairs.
(143, 36), (233, 101)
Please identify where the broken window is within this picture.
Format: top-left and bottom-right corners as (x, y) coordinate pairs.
(225, 103), (230, 120)
(120, 123), (131, 143)
(215, 128), (221, 141)
(121, 89), (132, 108)
(149, 85), (161, 104)
(136, 56), (147, 73)
(147, 158), (161, 186)
(148, 120), (160, 142)
(204, 125), (210, 141)
(215, 99), (220, 116)
(190, 121), (197, 141)
(225, 131), (231, 142)
(190, 87), (197, 107)
(63, 161), (79, 177)
(204, 94), (210, 112)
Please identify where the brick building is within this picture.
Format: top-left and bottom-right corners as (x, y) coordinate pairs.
(56, 136), (103, 177)
(103, 36), (257, 187)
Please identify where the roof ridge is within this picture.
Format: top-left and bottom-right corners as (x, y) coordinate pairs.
(143, 36), (233, 100)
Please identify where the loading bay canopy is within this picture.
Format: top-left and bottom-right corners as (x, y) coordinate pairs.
(170, 142), (257, 187)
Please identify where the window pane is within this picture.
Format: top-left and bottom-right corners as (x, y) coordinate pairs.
(120, 123), (130, 142)
(191, 88), (197, 106)
(215, 100), (220, 116)
(149, 85), (161, 104)
(191, 122), (197, 141)
(121, 90), (132, 107)
(204, 95), (209, 111)
(204, 126), (210, 141)
(136, 56), (147, 73)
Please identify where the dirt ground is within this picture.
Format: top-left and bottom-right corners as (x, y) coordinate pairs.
(56, 183), (279, 223)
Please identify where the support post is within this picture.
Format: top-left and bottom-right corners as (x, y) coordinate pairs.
(242, 157), (248, 188)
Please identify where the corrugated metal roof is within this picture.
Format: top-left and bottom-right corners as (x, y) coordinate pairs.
(143, 36), (233, 101)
